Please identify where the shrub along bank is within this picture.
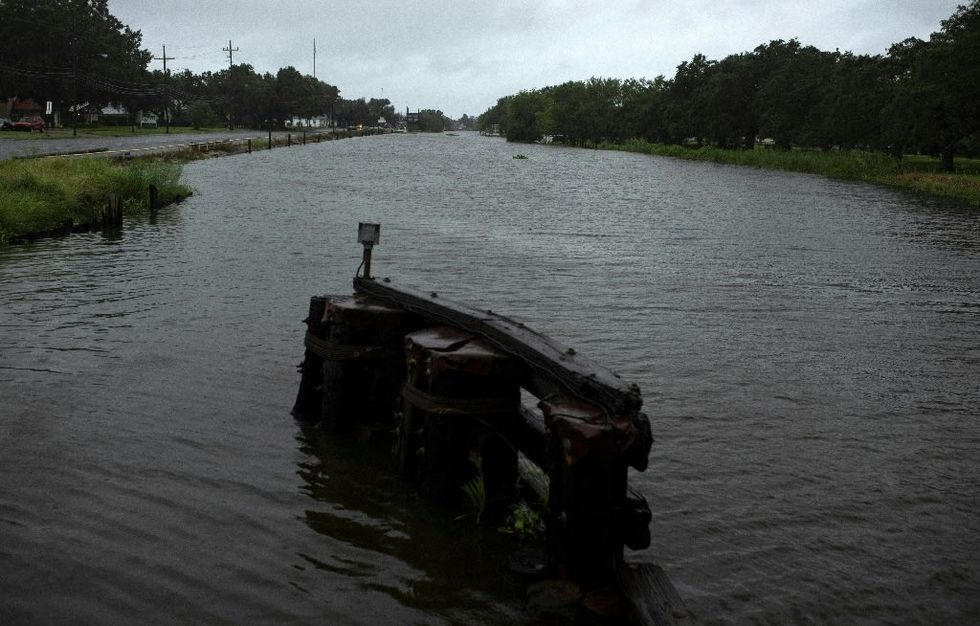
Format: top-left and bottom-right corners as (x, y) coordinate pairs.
(0, 158), (191, 243)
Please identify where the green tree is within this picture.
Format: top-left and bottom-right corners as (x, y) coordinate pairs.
(417, 109), (450, 132)
(620, 77), (669, 144)
(0, 0), (153, 121)
(505, 90), (547, 141)
(811, 52), (888, 150)
(754, 40), (834, 150)
(663, 53), (714, 145)
(884, 1), (980, 170)
(366, 98), (394, 125)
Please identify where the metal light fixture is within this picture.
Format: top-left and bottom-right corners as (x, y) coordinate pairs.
(358, 222), (380, 278)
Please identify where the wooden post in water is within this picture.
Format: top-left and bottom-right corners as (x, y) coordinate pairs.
(401, 326), (522, 511)
(148, 184), (159, 213)
(247, 138), (252, 154)
(103, 193), (122, 228)
(541, 396), (627, 586)
(287, 133), (291, 147)
(291, 296), (329, 421)
(268, 129), (272, 150)
(303, 131), (306, 145)
(317, 296), (418, 433)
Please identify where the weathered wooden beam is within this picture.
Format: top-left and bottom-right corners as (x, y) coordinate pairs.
(353, 277), (642, 418)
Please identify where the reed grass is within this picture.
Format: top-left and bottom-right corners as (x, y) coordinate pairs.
(0, 158), (191, 243)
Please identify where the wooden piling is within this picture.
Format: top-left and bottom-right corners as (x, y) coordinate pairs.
(247, 138), (252, 154)
(400, 326), (524, 510)
(103, 193), (122, 228)
(540, 396), (628, 587)
(148, 184), (159, 213)
(291, 296), (329, 421)
(317, 295), (417, 433)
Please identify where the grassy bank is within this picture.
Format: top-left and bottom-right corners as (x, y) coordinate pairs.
(0, 127), (385, 244)
(598, 139), (980, 207)
(0, 158), (191, 243)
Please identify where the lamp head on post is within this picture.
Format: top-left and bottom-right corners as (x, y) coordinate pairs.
(358, 222), (380, 279)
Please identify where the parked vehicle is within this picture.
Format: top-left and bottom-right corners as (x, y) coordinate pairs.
(13, 115), (45, 132)
(0, 117), (13, 130)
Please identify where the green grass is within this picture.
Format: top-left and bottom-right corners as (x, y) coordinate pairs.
(598, 139), (980, 207)
(0, 158), (191, 243)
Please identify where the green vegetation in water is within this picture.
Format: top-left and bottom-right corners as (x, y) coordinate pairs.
(460, 474), (487, 525)
(499, 500), (544, 541)
(0, 158), (191, 243)
(599, 139), (980, 207)
(458, 446), (487, 525)
(513, 154), (528, 160)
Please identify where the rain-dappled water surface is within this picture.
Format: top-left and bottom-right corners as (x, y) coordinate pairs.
(2, 132), (978, 624)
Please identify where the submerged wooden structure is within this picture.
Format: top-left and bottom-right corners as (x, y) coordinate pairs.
(292, 224), (691, 624)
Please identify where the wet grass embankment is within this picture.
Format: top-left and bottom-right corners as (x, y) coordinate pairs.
(0, 127), (379, 243)
(597, 139), (980, 208)
(0, 157), (190, 244)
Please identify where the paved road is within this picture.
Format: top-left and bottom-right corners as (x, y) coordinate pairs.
(0, 129), (326, 160)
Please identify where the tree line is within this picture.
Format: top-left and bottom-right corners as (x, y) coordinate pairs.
(0, 0), (460, 131)
(478, 1), (979, 171)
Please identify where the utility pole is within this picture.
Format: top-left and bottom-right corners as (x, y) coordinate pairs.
(223, 40), (238, 69)
(313, 38), (316, 79)
(223, 40), (239, 130)
(153, 45), (175, 133)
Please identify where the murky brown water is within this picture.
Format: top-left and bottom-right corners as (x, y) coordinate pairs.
(2, 132), (978, 624)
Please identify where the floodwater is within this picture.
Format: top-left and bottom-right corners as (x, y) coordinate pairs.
(2, 132), (978, 624)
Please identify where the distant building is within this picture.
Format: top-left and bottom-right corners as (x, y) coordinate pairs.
(405, 108), (421, 132)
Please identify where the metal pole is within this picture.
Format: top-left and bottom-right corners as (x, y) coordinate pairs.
(363, 245), (373, 279)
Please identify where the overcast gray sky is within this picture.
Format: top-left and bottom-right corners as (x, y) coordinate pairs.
(108, 1), (964, 118)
